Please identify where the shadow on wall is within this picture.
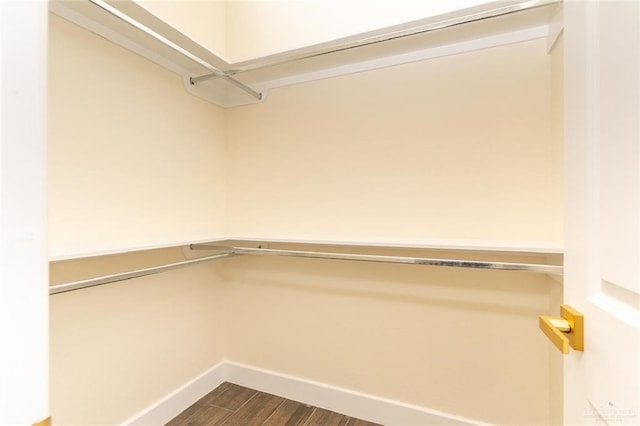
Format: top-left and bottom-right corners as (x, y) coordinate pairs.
(223, 254), (553, 317)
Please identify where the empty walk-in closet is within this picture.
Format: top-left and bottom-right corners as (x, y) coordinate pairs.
(3, 1), (639, 425)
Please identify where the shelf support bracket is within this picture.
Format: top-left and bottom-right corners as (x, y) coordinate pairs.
(190, 73), (263, 101)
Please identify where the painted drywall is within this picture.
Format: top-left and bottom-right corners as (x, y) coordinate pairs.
(225, 38), (562, 247)
(220, 37), (561, 424)
(48, 14), (229, 424)
(47, 10), (562, 426)
(49, 248), (230, 425)
(222, 249), (555, 424)
(48, 14), (227, 259)
(224, 0), (494, 62)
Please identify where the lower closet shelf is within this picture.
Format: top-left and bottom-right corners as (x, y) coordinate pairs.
(49, 239), (563, 296)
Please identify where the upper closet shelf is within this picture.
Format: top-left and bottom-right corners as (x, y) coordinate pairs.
(49, 0), (561, 108)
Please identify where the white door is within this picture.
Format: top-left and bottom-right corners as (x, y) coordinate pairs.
(563, 1), (640, 424)
(0, 1), (49, 425)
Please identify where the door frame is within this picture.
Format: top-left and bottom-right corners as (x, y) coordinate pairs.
(0, 1), (49, 424)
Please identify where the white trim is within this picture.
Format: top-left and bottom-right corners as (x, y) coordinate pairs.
(264, 26), (549, 91)
(225, 362), (489, 426)
(589, 292), (640, 331)
(48, 0), (192, 77)
(122, 361), (230, 426)
(224, 235), (564, 255)
(49, 234), (563, 263)
(0, 1), (49, 423)
(48, 235), (227, 261)
(48, 0), (555, 108)
(123, 361), (491, 426)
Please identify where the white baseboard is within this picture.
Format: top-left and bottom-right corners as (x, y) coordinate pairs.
(124, 361), (489, 426)
(123, 361), (231, 426)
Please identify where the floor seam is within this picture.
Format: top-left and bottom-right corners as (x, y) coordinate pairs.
(260, 398), (286, 425)
(300, 407), (317, 426)
(217, 391), (258, 426)
(203, 382), (234, 408)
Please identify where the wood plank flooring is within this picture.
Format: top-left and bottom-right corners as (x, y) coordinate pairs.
(165, 382), (383, 426)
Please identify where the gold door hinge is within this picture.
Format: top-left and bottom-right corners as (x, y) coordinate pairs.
(539, 305), (584, 354)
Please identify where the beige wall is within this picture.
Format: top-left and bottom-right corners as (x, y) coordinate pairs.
(223, 250), (555, 424)
(48, 14), (229, 425)
(226, 38), (563, 247)
(221, 37), (561, 425)
(49, 249), (229, 425)
(48, 15), (227, 259)
(48, 12), (562, 426)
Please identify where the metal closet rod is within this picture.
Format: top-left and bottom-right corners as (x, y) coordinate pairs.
(190, 0), (559, 84)
(48, 252), (237, 295)
(48, 243), (561, 296)
(88, 0), (262, 101)
(191, 245), (563, 276)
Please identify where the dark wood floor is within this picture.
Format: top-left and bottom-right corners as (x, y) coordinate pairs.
(166, 382), (383, 426)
